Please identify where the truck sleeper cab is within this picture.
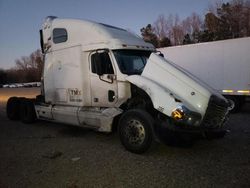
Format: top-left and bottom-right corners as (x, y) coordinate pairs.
(6, 17), (231, 154)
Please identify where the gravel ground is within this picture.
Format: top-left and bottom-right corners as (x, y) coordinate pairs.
(0, 88), (249, 188)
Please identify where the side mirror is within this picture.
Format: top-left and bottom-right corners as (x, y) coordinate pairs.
(39, 30), (45, 54)
(156, 51), (164, 57)
(93, 54), (103, 76)
(159, 53), (164, 57)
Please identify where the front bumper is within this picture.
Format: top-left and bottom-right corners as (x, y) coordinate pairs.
(161, 95), (230, 133)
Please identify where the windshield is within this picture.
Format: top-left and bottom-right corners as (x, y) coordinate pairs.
(113, 50), (151, 75)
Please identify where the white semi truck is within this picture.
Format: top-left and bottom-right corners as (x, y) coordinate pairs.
(159, 37), (250, 112)
(6, 17), (231, 153)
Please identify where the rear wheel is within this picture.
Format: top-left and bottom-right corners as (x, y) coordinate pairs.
(20, 99), (37, 123)
(118, 109), (154, 154)
(6, 97), (21, 120)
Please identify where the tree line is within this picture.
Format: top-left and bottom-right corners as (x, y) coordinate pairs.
(0, 50), (43, 85)
(141, 0), (250, 47)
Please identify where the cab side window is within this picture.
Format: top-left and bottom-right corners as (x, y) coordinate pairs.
(53, 28), (68, 44)
(91, 52), (114, 74)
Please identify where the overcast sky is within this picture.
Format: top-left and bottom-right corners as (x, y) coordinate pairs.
(0, 0), (228, 69)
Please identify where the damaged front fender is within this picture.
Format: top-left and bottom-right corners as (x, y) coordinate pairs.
(126, 75), (182, 117)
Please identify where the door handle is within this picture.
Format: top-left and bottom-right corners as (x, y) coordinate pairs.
(108, 90), (115, 102)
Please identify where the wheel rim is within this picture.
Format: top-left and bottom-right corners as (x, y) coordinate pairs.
(124, 119), (146, 146)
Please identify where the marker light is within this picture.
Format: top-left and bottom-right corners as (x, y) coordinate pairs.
(171, 108), (184, 120)
(222, 90), (234, 93)
(237, 90), (250, 94)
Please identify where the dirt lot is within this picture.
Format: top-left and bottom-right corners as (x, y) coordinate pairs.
(0, 88), (249, 188)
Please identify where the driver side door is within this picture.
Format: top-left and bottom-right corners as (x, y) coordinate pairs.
(90, 51), (118, 107)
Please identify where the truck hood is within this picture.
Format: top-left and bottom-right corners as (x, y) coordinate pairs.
(126, 53), (225, 116)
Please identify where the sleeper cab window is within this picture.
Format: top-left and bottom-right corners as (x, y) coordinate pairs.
(53, 28), (68, 44)
(91, 52), (114, 74)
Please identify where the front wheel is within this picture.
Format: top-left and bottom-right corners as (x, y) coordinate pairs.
(118, 109), (154, 154)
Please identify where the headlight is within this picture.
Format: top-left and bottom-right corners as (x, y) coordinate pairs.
(171, 105), (202, 126)
(171, 107), (185, 120)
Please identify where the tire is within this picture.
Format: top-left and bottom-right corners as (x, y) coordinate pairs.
(20, 98), (37, 123)
(6, 97), (21, 120)
(225, 96), (244, 113)
(118, 109), (154, 154)
(36, 94), (45, 103)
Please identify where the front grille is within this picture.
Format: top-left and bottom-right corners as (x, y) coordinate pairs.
(202, 95), (229, 129)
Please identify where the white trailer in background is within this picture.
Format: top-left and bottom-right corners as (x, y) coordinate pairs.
(159, 37), (250, 112)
